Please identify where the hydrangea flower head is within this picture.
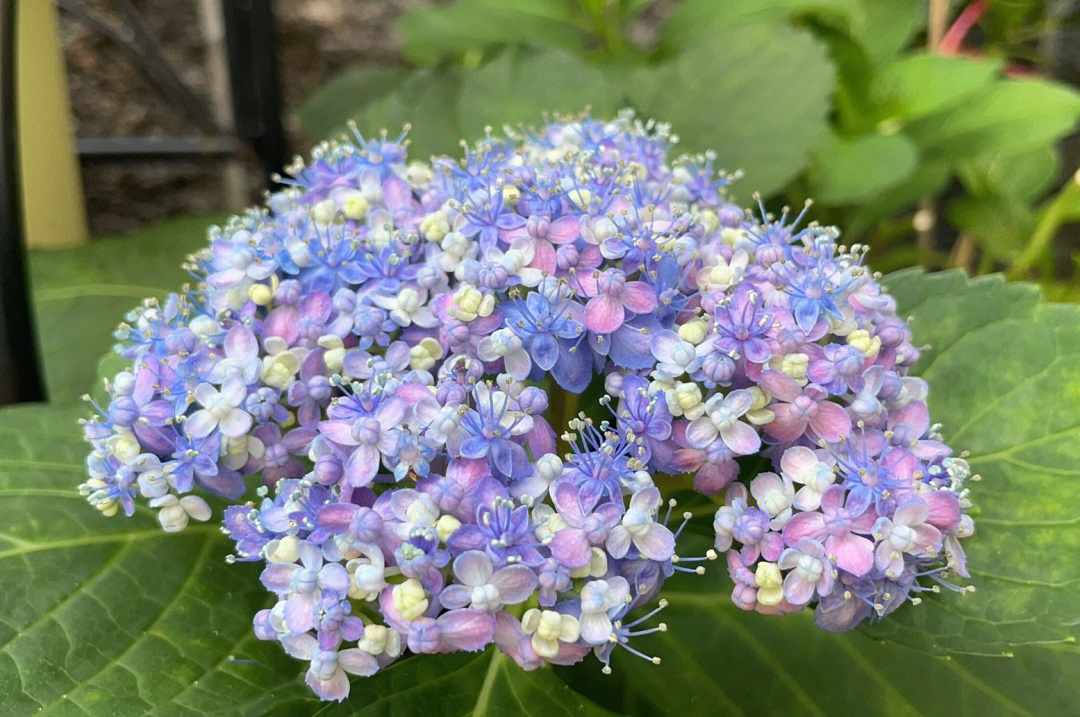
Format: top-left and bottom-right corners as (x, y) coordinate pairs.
(79, 110), (973, 701)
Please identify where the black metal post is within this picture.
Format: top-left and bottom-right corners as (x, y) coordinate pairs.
(221, 0), (287, 185)
(0, 0), (46, 405)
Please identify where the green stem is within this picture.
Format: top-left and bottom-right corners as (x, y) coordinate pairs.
(547, 385), (578, 439)
(1008, 169), (1080, 279)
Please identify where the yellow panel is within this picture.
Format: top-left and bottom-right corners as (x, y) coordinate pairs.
(18, 0), (87, 249)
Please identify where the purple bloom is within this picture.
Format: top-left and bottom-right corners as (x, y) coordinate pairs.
(185, 377), (252, 439)
(606, 487), (676, 562)
(614, 375), (672, 463)
(280, 633), (378, 701)
(318, 397), (404, 487)
(440, 551), (537, 610)
(260, 541), (350, 633)
(872, 497), (942, 578)
(783, 486), (876, 576)
(777, 538), (834, 605)
(807, 344), (866, 394)
(457, 387), (532, 481)
(164, 430), (245, 498)
(405, 609), (496, 655)
(578, 268), (658, 334)
(760, 370), (851, 444)
(502, 291), (589, 392)
(287, 350), (333, 427)
(548, 480), (621, 568)
(710, 283), (773, 364)
(685, 389), (761, 455)
(448, 497), (544, 568)
(208, 326), (261, 384)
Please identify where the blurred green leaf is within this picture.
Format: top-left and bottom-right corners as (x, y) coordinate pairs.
(659, 0), (920, 64)
(815, 23), (879, 134)
(946, 194), (1035, 261)
(849, 0), (923, 63)
(296, 66), (410, 142)
(28, 215), (226, 405)
(397, 0), (591, 66)
(350, 69), (465, 161)
(904, 78), (1080, 160)
(1056, 174), (1080, 223)
(456, 49), (623, 134)
(961, 145), (1061, 204)
(873, 53), (1003, 122)
(659, 0), (862, 54)
(809, 131), (919, 204)
(630, 22), (834, 197)
(845, 160), (952, 239)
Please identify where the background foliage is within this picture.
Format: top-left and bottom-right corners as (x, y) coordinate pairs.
(299, 0), (1080, 296)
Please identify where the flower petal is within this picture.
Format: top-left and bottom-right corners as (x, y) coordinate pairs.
(634, 524), (676, 562)
(453, 550), (494, 587)
(827, 532), (874, 576)
(585, 294), (625, 334)
(490, 565), (538, 604)
(719, 420), (760, 456)
(620, 281), (658, 314)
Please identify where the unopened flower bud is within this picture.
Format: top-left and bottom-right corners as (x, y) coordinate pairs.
(755, 562), (784, 606)
(435, 515), (461, 543)
(678, 319), (708, 345)
(781, 352), (808, 380)
(392, 578), (428, 621)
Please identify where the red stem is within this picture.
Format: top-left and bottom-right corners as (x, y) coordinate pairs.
(939, 0), (987, 55)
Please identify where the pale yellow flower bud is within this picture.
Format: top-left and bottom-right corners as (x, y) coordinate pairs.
(341, 191), (370, 220)
(248, 283), (274, 306)
(502, 185), (521, 207)
(392, 578), (428, 621)
(847, 329), (881, 358)
(410, 337), (445, 371)
(781, 352), (809, 380)
(435, 515), (461, 543)
(420, 210), (450, 242)
(312, 198), (339, 225)
(755, 562), (784, 606)
(678, 319), (708, 345)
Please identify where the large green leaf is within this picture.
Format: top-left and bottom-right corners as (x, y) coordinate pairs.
(628, 22), (834, 197)
(658, 0), (862, 54)
(28, 215), (227, 405)
(658, 0), (922, 63)
(862, 271), (1080, 657)
(0, 403), (620, 717)
(456, 49), (624, 135)
(5, 271), (1080, 714)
